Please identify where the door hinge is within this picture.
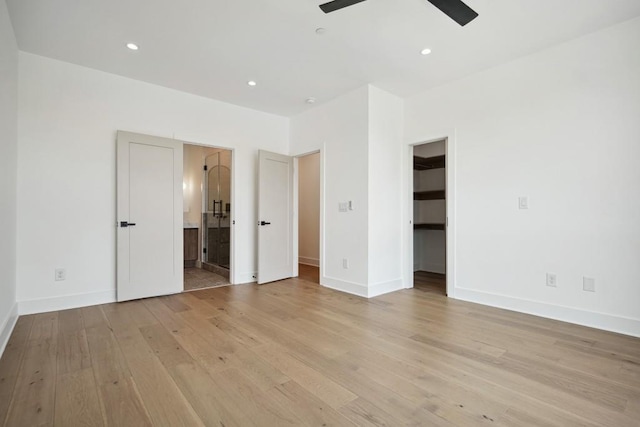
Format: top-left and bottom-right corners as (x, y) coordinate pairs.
(203, 165), (208, 171)
(203, 248), (207, 254)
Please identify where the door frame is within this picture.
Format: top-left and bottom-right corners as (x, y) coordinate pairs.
(292, 148), (324, 283)
(404, 131), (456, 298)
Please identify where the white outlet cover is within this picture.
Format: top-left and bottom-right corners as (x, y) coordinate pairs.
(518, 196), (529, 210)
(583, 277), (595, 292)
(546, 273), (557, 287)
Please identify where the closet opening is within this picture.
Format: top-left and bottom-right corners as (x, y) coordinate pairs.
(412, 139), (447, 295)
(296, 151), (320, 284)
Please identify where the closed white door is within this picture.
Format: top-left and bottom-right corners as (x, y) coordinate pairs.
(258, 150), (294, 284)
(116, 131), (183, 301)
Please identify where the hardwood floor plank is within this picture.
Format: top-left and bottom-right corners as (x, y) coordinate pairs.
(338, 397), (415, 427)
(54, 368), (104, 427)
(270, 380), (356, 427)
(57, 329), (92, 376)
(0, 316), (34, 424)
(1, 279), (639, 426)
(4, 313), (59, 427)
(97, 377), (153, 427)
(169, 363), (250, 427)
(114, 328), (204, 427)
(254, 343), (357, 408)
(85, 313), (153, 427)
(210, 368), (301, 426)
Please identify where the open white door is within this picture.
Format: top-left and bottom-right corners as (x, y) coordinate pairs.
(116, 131), (183, 301)
(258, 150), (294, 284)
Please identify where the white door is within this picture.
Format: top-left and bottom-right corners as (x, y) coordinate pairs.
(258, 150), (294, 284)
(116, 131), (184, 301)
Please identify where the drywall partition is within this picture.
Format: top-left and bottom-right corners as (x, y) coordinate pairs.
(290, 85), (405, 297)
(0, 0), (18, 354)
(367, 87), (404, 296)
(298, 152), (320, 267)
(16, 53), (288, 313)
(290, 87), (370, 295)
(404, 17), (640, 336)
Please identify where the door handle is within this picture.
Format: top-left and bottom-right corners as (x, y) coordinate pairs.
(260, 221), (271, 226)
(120, 221), (137, 227)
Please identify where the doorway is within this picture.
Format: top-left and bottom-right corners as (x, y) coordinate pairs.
(297, 152), (320, 284)
(183, 144), (231, 291)
(412, 139), (447, 295)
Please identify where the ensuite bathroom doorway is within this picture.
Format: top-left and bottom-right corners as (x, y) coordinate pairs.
(183, 144), (232, 291)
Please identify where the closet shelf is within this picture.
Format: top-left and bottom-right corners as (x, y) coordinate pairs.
(414, 155), (445, 170)
(414, 223), (445, 231)
(414, 190), (445, 200)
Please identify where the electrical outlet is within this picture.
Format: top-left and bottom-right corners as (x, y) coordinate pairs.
(342, 258), (349, 269)
(518, 196), (529, 210)
(546, 273), (557, 287)
(583, 277), (595, 292)
(55, 268), (66, 281)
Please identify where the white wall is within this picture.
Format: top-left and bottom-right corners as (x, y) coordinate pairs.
(405, 17), (640, 336)
(290, 87), (370, 295)
(290, 85), (404, 297)
(298, 152), (320, 267)
(16, 53), (288, 312)
(0, 0), (18, 355)
(367, 87), (404, 295)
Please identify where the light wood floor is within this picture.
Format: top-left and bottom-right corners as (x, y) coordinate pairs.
(298, 263), (319, 284)
(1, 278), (639, 426)
(414, 271), (446, 295)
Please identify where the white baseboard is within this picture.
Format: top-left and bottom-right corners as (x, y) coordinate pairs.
(0, 302), (19, 358)
(454, 287), (640, 338)
(321, 276), (368, 298)
(299, 257), (319, 267)
(320, 276), (404, 298)
(18, 290), (116, 316)
(368, 278), (404, 298)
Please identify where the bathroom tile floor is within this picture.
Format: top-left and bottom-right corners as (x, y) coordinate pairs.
(184, 267), (229, 291)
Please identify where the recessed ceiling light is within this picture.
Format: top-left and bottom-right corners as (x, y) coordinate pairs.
(126, 43), (139, 51)
(420, 48), (432, 55)
(247, 80), (257, 87)
(306, 97), (317, 104)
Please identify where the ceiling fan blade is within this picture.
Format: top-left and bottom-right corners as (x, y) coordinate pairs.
(426, 0), (478, 26)
(319, 0), (368, 14)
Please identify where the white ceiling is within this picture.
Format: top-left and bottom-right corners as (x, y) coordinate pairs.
(7, 0), (640, 116)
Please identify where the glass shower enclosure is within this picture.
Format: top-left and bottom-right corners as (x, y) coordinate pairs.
(203, 150), (231, 272)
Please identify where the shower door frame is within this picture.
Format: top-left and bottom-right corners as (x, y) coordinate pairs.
(202, 151), (232, 270)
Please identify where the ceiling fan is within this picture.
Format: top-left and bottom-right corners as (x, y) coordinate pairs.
(319, 0), (478, 26)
